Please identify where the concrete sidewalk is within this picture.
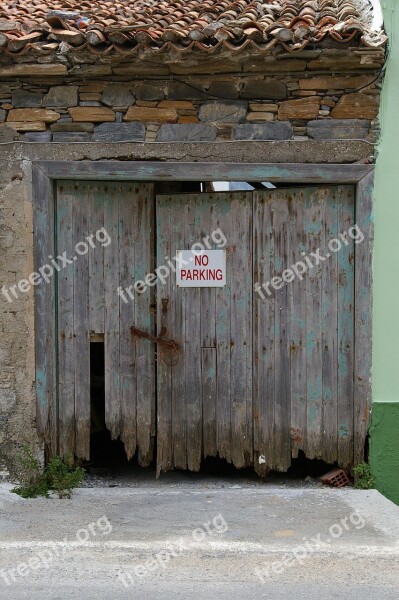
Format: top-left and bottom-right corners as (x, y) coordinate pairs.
(0, 483), (398, 599)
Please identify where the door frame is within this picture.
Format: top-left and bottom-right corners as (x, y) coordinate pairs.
(32, 161), (373, 465)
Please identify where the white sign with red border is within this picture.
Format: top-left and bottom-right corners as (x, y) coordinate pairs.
(176, 250), (226, 288)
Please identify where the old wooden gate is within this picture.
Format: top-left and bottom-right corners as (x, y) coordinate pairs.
(55, 181), (357, 473)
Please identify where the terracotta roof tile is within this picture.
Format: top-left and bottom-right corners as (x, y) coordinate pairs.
(0, 0), (387, 56)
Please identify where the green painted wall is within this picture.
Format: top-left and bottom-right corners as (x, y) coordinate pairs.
(371, 0), (399, 505)
(370, 402), (399, 504)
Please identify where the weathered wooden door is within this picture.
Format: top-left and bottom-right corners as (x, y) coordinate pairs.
(55, 181), (357, 473)
(56, 181), (155, 463)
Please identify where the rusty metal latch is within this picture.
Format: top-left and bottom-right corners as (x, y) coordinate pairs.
(130, 325), (180, 366)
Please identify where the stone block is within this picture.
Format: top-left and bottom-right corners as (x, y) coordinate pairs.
(43, 86), (78, 108)
(7, 108), (60, 122)
(69, 107), (115, 122)
(199, 101), (247, 123)
(135, 84), (164, 102)
(51, 123), (94, 133)
(158, 100), (195, 110)
(93, 123), (145, 142)
(233, 122), (293, 141)
(101, 84), (134, 107)
(0, 109), (5, 122)
(331, 94), (379, 119)
(24, 131), (52, 142)
(52, 132), (91, 142)
(124, 106), (177, 123)
(79, 101), (102, 107)
(69, 65), (112, 77)
(136, 101), (158, 107)
(4, 121), (46, 131)
(178, 116), (199, 123)
(12, 89), (42, 108)
(307, 119), (370, 139)
(249, 103), (278, 112)
(321, 98), (336, 107)
(0, 389), (15, 413)
(208, 81), (238, 99)
(79, 84), (107, 93)
(167, 81), (207, 100)
(242, 80), (287, 100)
(0, 64), (67, 77)
(246, 112), (274, 122)
(278, 97), (320, 120)
(299, 76), (374, 90)
(156, 123), (217, 142)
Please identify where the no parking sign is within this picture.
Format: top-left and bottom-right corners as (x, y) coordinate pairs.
(176, 250), (226, 288)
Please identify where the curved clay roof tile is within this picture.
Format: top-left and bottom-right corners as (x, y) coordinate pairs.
(0, 0), (387, 55)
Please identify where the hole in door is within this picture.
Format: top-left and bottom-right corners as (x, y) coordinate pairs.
(89, 341), (128, 470)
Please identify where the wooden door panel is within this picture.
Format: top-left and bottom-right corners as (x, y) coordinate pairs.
(73, 185), (90, 460)
(337, 189), (355, 469)
(156, 192), (253, 473)
(56, 181), (155, 462)
(253, 185), (355, 471)
(57, 183), (76, 459)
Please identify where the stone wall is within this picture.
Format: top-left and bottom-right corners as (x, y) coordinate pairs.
(0, 72), (381, 145)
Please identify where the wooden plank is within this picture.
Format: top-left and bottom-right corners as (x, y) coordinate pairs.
(170, 206), (187, 471)
(288, 189), (307, 460)
(337, 185), (355, 469)
(88, 186), (105, 333)
(272, 191), (291, 470)
(253, 191), (275, 474)
(156, 195), (173, 475)
(200, 289), (216, 348)
(103, 183), (121, 441)
(321, 186), (339, 464)
(354, 172), (373, 466)
(202, 348), (217, 458)
(215, 197), (232, 464)
(73, 182), (90, 460)
(56, 181), (75, 459)
(119, 183), (137, 461)
(134, 183), (155, 466)
(184, 199), (202, 472)
(304, 187), (324, 460)
(199, 200), (216, 350)
(33, 165), (57, 457)
(37, 161), (373, 184)
(230, 192), (253, 468)
(167, 197), (188, 471)
(201, 199), (217, 458)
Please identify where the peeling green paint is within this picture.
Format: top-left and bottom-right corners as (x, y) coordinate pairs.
(307, 404), (318, 426)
